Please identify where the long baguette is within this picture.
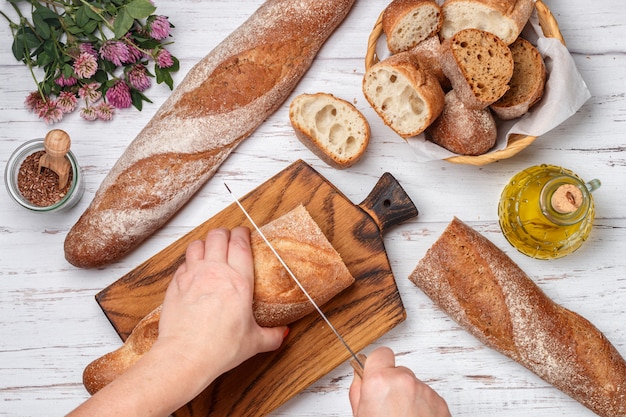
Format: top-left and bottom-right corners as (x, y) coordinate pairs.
(64, 0), (356, 268)
(409, 218), (626, 417)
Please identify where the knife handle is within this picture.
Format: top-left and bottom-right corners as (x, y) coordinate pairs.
(350, 353), (367, 379)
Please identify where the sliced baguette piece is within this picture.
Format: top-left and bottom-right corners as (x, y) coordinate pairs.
(491, 37), (547, 120)
(409, 218), (626, 417)
(427, 90), (496, 155)
(441, 28), (514, 109)
(363, 51), (445, 138)
(289, 93), (370, 169)
(83, 204), (355, 395)
(440, 0), (534, 45)
(382, 0), (443, 54)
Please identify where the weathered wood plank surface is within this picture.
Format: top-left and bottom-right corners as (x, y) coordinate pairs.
(1, 0), (625, 416)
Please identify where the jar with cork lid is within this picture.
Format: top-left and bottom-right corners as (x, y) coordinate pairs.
(4, 130), (84, 213)
(498, 164), (601, 260)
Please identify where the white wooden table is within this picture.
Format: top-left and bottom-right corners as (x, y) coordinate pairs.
(1, 1), (625, 416)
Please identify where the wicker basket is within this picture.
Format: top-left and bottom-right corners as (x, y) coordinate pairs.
(365, 0), (565, 166)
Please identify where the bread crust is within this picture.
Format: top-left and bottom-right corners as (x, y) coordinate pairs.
(440, 0), (534, 45)
(491, 37), (547, 120)
(64, 0), (356, 268)
(82, 205), (354, 394)
(382, 0), (442, 54)
(427, 90), (497, 155)
(289, 93), (370, 169)
(409, 218), (626, 417)
(363, 51), (445, 138)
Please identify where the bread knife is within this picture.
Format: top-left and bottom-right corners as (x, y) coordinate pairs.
(225, 183), (366, 378)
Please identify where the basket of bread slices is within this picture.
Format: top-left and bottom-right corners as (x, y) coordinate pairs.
(363, 0), (590, 165)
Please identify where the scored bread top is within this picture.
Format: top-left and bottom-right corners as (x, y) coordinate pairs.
(382, 0), (443, 54)
(289, 93), (370, 169)
(251, 204), (355, 327)
(441, 28), (514, 109)
(440, 0), (534, 45)
(491, 37), (547, 120)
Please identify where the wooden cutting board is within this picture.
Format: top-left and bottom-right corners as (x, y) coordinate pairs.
(94, 159), (418, 416)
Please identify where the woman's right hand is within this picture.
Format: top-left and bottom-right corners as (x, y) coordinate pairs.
(349, 347), (452, 417)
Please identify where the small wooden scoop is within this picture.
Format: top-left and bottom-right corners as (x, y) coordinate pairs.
(38, 129), (71, 189)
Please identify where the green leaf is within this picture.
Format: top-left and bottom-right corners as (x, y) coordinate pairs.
(155, 66), (174, 89)
(32, 12), (51, 39)
(83, 4), (104, 22)
(11, 36), (26, 61)
(82, 19), (99, 35)
(75, 5), (92, 27)
(125, 0), (156, 19)
(113, 8), (134, 39)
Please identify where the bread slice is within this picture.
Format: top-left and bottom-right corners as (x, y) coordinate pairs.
(409, 217), (626, 417)
(427, 90), (496, 155)
(289, 93), (370, 169)
(363, 51), (445, 138)
(82, 205), (355, 394)
(491, 37), (546, 120)
(441, 28), (514, 109)
(382, 0), (443, 54)
(440, 0), (534, 45)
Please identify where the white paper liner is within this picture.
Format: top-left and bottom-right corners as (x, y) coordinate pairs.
(373, 6), (591, 162)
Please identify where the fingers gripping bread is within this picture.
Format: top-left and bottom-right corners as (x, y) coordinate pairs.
(409, 218), (626, 417)
(83, 205), (355, 394)
(64, 0), (356, 268)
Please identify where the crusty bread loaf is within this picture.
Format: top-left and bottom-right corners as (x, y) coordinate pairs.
(64, 0), (356, 268)
(409, 35), (450, 90)
(441, 28), (514, 109)
(427, 90), (496, 155)
(289, 93), (370, 169)
(83, 205), (355, 395)
(382, 0), (442, 54)
(440, 0), (534, 45)
(491, 37), (547, 120)
(362, 51), (445, 138)
(409, 218), (626, 417)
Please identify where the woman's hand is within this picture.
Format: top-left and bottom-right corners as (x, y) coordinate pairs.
(349, 347), (451, 417)
(154, 227), (287, 389)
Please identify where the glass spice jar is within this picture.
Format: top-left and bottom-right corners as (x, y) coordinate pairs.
(4, 138), (84, 213)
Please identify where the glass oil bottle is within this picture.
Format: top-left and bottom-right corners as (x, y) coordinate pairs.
(498, 164), (601, 260)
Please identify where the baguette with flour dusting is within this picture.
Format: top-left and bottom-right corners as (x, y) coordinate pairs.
(64, 0), (356, 268)
(83, 205), (355, 394)
(409, 218), (626, 417)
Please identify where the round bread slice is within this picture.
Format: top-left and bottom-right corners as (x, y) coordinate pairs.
(427, 90), (497, 156)
(289, 93), (370, 169)
(440, 0), (534, 45)
(441, 28), (514, 109)
(491, 37), (547, 120)
(382, 0), (443, 54)
(363, 51), (445, 138)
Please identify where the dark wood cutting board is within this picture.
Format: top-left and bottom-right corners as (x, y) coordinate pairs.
(94, 159), (418, 417)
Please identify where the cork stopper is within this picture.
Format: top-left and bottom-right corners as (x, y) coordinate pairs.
(38, 129), (72, 189)
(551, 184), (583, 214)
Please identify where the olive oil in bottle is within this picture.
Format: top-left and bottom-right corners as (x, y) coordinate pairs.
(498, 164), (601, 260)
